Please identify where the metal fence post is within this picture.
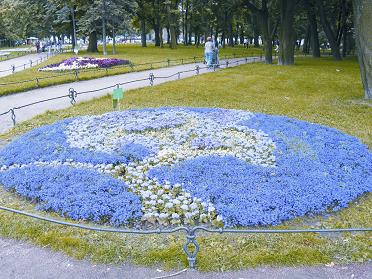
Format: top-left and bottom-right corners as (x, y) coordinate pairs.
(182, 228), (200, 269)
(10, 109), (16, 126)
(149, 73), (154, 86)
(68, 88), (77, 105)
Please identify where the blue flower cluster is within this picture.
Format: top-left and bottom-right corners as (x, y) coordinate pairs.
(0, 166), (142, 225)
(0, 119), (126, 166)
(119, 143), (152, 161)
(148, 113), (372, 227)
(0, 108), (371, 228)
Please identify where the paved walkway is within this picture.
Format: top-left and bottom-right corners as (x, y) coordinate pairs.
(0, 57), (262, 134)
(0, 237), (370, 279)
(0, 52), (52, 77)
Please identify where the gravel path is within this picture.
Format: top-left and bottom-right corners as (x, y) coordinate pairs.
(0, 57), (261, 134)
(0, 52), (52, 77)
(0, 237), (370, 279)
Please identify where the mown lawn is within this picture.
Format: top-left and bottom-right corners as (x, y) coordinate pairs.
(0, 56), (371, 271)
(0, 44), (262, 96)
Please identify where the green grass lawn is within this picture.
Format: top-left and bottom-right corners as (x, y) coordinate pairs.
(0, 56), (371, 271)
(0, 44), (263, 96)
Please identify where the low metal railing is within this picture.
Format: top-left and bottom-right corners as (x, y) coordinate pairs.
(0, 205), (370, 268)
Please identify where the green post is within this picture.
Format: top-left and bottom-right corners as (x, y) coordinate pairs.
(112, 86), (124, 110)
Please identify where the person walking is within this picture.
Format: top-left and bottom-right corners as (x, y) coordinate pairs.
(35, 40), (40, 53)
(204, 37), (215, 69)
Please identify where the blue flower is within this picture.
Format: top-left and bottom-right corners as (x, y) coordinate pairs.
(0, 166), (142, 225)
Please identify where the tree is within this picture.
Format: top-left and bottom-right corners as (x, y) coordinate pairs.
(165, 0), (179, 49)
(353, 0), (372, 99)
(245, 0), (275, 64)
(304, 0), (320, 57)
(316, 0), (342, 60)
(135, 0), (151, 47)
(278, 0), (297, 65)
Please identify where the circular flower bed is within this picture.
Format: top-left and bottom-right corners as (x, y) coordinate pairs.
(38, 57), (130, 71)
(0, 108), (371, 227)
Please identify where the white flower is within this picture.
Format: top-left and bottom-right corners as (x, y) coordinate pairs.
(171, 213), (180, 219)
(190, 203), (198, 210)
(208, 206), (215, 212)
(159, 213), (169, 219)
(165, 202), (173, 209)
(173, 199), (181, 205)
(184, 212), (193, 219)
(180, 204), (189, 211)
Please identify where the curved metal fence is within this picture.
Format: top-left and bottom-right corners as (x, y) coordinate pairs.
(0, 205), (370, 268)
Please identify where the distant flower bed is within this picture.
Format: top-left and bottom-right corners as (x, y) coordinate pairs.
(0, 108), (371, 228)
(38, 57), (130, 71)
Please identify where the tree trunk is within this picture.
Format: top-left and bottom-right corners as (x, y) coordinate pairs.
(154, 22), (161, 46)
(184, 0), (189, 45)
(353, 0), (372, 99)
(316, 0), (342, 60)
(87, 31), (98, 53)
(240, 25), (244, 44)
(260, 10), (273, 64)
(112, 24), (116, 55)
(166, 25), (171, 45)
(228, 13), (234, 47)
(303, 25), (311, 54)
(170, 24), (177, 49)
(252, 14), (260, 47)
(278, 0), (296, 65)
(140, 18), (147, 47)
(304, 0), (320, 57)
(70, 6), (77, 52)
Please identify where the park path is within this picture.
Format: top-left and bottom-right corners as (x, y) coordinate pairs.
(0, 52), (52, 77)
(0, 237), (370, 279)
(0, 56), (262, 134)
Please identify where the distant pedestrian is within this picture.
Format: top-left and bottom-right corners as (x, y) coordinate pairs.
(36, 41), (40, 53)
(47, 42), (52, 56)
(57, 41), (62, 53)
(244, 38), (248, 48)
(204, 37), (215, 69)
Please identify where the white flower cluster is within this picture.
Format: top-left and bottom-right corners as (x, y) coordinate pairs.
(39, 57), (107, 72)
